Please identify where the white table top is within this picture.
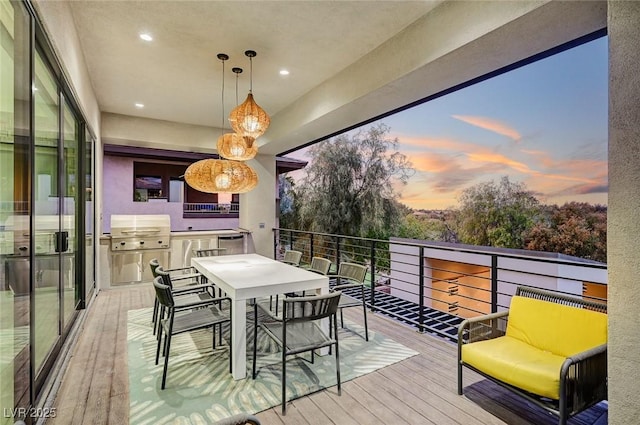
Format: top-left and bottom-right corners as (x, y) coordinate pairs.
(191, 253), (329, 300)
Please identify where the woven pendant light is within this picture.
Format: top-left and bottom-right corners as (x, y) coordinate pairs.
(217, 132), (258, 161)
(184, 159), (258, 194)
(217, 66), (258, 161)
(228, 50), (269, 148)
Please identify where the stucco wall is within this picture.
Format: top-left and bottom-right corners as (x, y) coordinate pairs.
(102, 155), (238, 233)
(608, 1), (640, 423)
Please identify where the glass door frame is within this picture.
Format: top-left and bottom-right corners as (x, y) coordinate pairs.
(29, 14), (93, 400)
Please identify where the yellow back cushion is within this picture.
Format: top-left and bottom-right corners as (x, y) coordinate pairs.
(506, 295), (607, 357)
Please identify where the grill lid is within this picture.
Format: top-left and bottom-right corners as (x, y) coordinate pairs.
(110, 214), (171, 251)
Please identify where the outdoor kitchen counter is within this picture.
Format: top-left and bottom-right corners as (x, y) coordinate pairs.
(98, 228), (253, 290)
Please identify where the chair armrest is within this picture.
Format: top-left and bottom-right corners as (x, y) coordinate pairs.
(165, 266), (197, 273)
(175, 296), (231, 310)
(332, 282), (364, 291)
(327, 274), (361, 285)
(171, 273), (202, 282)
(458, 311), (509, 359)
(254, 300), (283, 322)
(172, 283), (215, 295)
(560, 344), (608, 414)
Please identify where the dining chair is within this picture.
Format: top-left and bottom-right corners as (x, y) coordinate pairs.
(151, 264), (215, 336)
(153, 276), (232, 389)
(285, 256), (332, 298)
(328, 262), (369, 341)
(306, 256), (332, 275)
(270, 250), (304, 313)
(281, 249), (302, 266)
(194, 247), (228, 293)
(149, 257), (201, 285)
(149, 258), (203, 334)
(252, 291), (342, 415)
(193, 247), (227, 257)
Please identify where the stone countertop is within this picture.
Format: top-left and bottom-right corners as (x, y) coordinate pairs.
(100, 228), (249, 240)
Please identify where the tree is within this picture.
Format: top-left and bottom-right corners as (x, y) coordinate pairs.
(451, 176), (541, 248)
(525, 202), (607, 262)
(294, 124), (413, 237)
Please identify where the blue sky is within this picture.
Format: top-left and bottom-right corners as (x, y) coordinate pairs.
(286, 36), (608, 210)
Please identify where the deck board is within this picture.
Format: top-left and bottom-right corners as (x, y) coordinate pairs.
(47, 284), (607, 425)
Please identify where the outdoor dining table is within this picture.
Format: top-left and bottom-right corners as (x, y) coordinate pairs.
(191, 253), (330, 380)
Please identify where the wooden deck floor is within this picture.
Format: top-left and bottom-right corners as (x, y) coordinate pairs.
(48, 284), (608, 425)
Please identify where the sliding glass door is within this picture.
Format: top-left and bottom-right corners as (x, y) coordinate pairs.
(1, 1), (92, 420)
(0, 0), (31, 422)
(33, 47), (61, 375)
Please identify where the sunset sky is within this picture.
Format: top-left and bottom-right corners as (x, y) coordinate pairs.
(284, 36), (608, 210)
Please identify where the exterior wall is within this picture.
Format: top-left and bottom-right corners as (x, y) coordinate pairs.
(102, 155), (238, 233)
(608, 1), (640, 423)
(239, 154), (276, 257)
(389, 241), (608, 318)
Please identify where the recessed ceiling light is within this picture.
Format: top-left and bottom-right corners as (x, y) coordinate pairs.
(135, 103), (144, 108)
(139, 33), (153, 42)
(279, 69), (290, 76)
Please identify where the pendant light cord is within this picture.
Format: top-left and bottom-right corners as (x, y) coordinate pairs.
(221, 57), (225, 134)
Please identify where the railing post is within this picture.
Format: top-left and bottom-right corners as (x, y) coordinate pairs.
(289, 230), (293, 250)
(310, 233), (315, 260)
(491, 254), (498, 313)
(335, 236), (341, 268)
(273, 229), (277, 259)
(419, 246), (425, 333)
(370, 240), (376, 313)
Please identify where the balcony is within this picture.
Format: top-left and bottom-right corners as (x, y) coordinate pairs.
(182, 202), (240, 218)
(48, 229), (607, 424)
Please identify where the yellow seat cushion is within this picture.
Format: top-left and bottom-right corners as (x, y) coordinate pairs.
(506, 296), (607, 357)
(462, 336), (566, 399)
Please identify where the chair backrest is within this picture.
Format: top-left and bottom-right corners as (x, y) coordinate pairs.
(282, 291), (341, 323)
(194, 248), (227, 257)
(309, 257), (331, 275)
(153, 276), (175, 308)
(282, 250), (302, 266)
(337, 262), (367, 284)
(149, 258), (160, 277)
(154, 266), (174, 288)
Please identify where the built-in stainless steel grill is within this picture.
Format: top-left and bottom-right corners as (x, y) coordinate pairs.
(110, 214), (171, 285)
(110, 215), (171, 251)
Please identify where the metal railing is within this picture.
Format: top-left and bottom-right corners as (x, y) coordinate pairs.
(273, 228), (608, 341)
(183, 203), (239, 216)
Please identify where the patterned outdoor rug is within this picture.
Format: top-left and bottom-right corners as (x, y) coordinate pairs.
(127, 307), (418, 424)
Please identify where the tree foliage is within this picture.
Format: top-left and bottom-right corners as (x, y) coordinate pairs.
(291, 124), (413, 237)
(451, 176), (541, 248)
(524, 202), (607, 262)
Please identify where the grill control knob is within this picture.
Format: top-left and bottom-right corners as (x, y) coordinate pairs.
(158, 240), (163, 244)
(120, 241), (125, 246)
(140, 241), (145, 245)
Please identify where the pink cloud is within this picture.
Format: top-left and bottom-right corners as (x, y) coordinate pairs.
(452, 115), (522, 141)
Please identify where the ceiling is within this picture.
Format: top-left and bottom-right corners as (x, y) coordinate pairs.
(67, 1), (439, 144)
(58, 1), (606, 156)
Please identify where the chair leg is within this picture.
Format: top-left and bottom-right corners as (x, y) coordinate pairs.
(152, 298), (158, 334)
(334, 315), (341, 395)
(281, 348), (287, 415)
(161, 333), (172, 389)
(252, 307), (258, 379)
(362, 301), (369, 342)
(340, 308), (344, 328)
(155, 325), (163, 365)
(457, 362), (463, 395)
(155, 305), (165, 339)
